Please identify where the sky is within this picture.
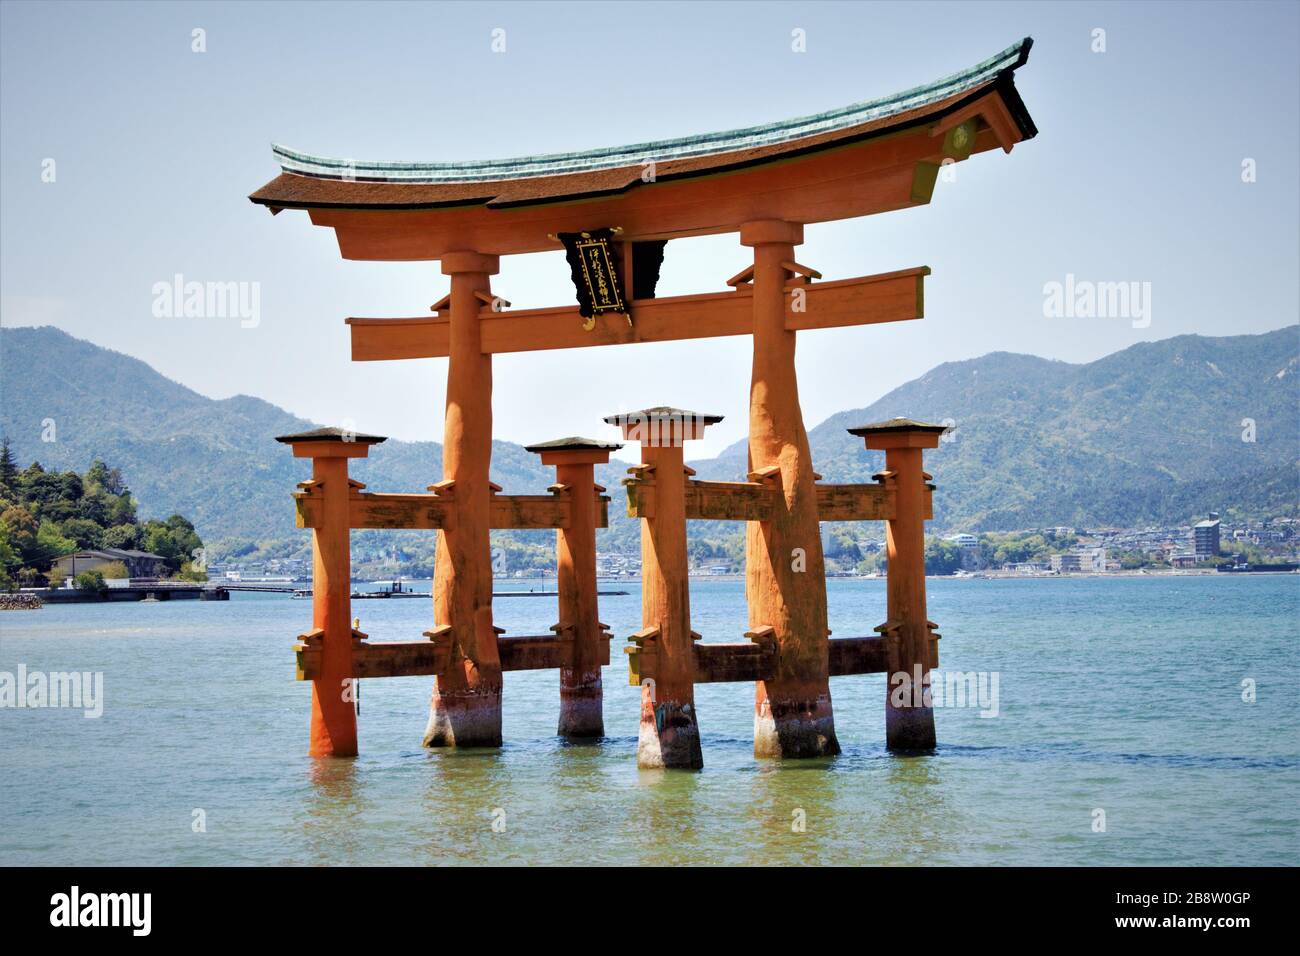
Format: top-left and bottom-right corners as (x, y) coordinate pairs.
(1, 0), (1297, 461)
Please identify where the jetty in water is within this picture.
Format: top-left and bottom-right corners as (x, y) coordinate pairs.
(31, 584), (230, 604)
(252, 39), (1039, 764)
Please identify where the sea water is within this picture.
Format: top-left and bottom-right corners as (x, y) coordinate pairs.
(1, 575), (1296, 865)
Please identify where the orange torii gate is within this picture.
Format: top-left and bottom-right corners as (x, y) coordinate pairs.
(255, 39), (1037, 763)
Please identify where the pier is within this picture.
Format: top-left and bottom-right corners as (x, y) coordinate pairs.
(33, 584), (230, 604)
(253, 39), (1038, 762)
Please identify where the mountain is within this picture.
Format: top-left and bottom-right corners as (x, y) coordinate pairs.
(698, 326), (1300, 529)
(2, 325), (1296, 557)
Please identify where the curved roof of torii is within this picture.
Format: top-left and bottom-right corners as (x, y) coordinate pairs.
(249, 38), (1035, 214)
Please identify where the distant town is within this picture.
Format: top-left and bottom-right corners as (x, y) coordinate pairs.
(200, 513), (1300, 583)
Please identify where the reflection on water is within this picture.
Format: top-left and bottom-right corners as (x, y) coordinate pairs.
(1, 575), (1297, 865)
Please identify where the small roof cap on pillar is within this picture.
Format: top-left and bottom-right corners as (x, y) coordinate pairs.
(275, 426), (387, 444)
(602, 406), (723, 426)
(523, 436), (623, 453)
(603, 406), (722, 445)
(848, 417), (947, 450)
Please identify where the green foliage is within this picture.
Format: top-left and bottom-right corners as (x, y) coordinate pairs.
(101, 523), (142, 550)
(34, 520), (77, 563)
(176, 560), (208, 582)
(73, 570), (106, 592)
(142, 514), (203, 573)
(98, 560), (130, 580)
(60, 517), (104, 550)
(0, 451), (201, 580)
(924, 538), (962, 575)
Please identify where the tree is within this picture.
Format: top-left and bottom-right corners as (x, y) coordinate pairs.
(60, 517), (104, 551)
(101, 523), (142, 550)
(1, 506), (38, 561)
(0, 437), (17, 498)
(0, 524), (15, 591)
(97, 561), (129, 580)
(33, 520), (77, 566)
(924, 537), (963, 575)
(73, 570), (106, 592)
(143, 515), (204, 574)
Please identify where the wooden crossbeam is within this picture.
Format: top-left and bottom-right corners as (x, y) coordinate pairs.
(625, 477), (932, 522)
(686, 480), (774, 521)
(497, 634), (570, 671)
(294, 490), (609, 530)
(490, 493), (572, 530)
(827, 636), (893, 676)
(347, 267), (928, 361)
(498, 632), (612, 671)
(295, 640), (451, 680)
(815, 484), (896, 521)
(693, 641), (778, 683)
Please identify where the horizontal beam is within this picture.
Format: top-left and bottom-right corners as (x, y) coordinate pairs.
(827, 636), (893, 676)
(686, 480), (774, 521)
(815, 483), (895, 521)
(497, 634), (569, 671)
(295, 640), (451, 680)
(498, 632), (612, 671)
(294, 490), (609, 530)
(347, 268), (928, 361)
(625, 478), (931, 523)
(693, 641), (778, 683)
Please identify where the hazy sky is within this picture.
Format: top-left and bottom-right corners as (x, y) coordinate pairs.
(2, 1), (1297, 460)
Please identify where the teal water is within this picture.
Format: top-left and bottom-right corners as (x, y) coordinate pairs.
(1, 576), (1297, 866)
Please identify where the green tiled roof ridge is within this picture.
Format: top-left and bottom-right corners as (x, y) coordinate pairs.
(272, 38), (1031, 184)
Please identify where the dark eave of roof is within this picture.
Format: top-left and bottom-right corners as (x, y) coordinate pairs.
(250, 39), (1036, 214)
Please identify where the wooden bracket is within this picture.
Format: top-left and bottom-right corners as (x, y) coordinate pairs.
(725, 265), (755, 288)
(624, 625), (661, 686)
(781, 260), (822, 281)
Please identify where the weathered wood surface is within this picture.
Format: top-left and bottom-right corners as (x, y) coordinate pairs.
(815, 483), (895, 521)
(348, 268), (928, 361)
(685, 480), (774, 521)
(295, 490), (608, 530)
(625, 478), (931, 524)
(295, 640), (452, 680)
(827, 636), (892, 676)
(497, 634), (570, 671)
(490, 494), (569, 530)
(693, 641), (778, 683)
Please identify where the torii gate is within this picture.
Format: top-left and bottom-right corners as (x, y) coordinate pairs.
(255, 39), (1037, 764)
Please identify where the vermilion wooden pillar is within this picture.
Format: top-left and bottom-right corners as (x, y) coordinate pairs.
(740, 219), (840, 759)
(849, 418), (946, 751)
(525, 437), (621, 737)
(607, 407), (719, 770)
(276, 428), (385, 757)
(424, 251), (503, 748)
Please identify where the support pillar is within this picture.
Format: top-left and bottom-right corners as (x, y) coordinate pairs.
(607, 407), (720, 769)
(739, 219), (839, 758)
(424, 251), (503, 748)
(849, 418), (946, 752)
(524, 437), (623, 738)
(276, 427), (386, 757)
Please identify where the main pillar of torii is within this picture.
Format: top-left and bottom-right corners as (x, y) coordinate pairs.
(741, 220), (839, 758)
(423, 252), (503, 748)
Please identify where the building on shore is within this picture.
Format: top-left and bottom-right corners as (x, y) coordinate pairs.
(1194, 514), (1221, 558)
(946, 533), (984, 570)
(50, 549), (168, 582)
(1050, 548), (1107, 573)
